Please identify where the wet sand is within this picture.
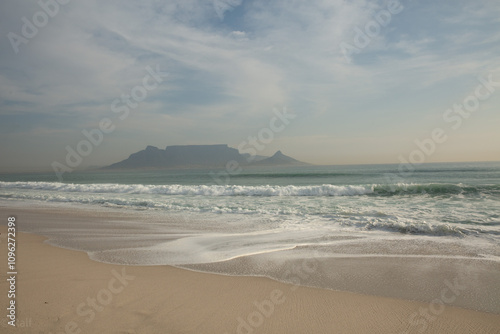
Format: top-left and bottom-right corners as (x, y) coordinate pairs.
(0, 206), (500, 333)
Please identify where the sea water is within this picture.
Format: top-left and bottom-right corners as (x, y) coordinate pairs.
(1, 161), (499, 266)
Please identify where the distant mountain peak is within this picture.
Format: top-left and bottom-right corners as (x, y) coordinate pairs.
(252, 150), (310, 167)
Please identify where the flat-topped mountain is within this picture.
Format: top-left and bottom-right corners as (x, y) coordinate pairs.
(104, 145), (309, 169)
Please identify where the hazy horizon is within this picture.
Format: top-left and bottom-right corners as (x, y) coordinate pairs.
(1, 146), (499, 175)
(1, 0), (500, 173)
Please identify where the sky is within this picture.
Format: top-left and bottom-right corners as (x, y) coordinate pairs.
(0, 0), (499, 172)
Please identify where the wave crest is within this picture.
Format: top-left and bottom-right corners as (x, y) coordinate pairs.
(1, 181), (498, 197)
(0, 182), (374, 196)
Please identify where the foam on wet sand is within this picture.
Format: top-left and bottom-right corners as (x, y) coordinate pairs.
(1, 205), (499, 333)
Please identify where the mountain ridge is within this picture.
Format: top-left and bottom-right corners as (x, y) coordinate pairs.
(104, 144), (310, 169)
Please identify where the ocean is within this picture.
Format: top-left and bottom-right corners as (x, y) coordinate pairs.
(1, 161), (499, 263)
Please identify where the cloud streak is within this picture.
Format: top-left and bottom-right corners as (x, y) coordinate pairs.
(0, 0), (499, 171)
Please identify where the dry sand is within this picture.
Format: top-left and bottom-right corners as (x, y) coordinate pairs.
(1, 219), (500, 333)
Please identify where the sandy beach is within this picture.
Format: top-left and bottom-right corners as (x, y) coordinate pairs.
(1, 207), (500, 334)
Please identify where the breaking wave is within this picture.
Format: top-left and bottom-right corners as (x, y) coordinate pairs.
(1, 181), (498, 197)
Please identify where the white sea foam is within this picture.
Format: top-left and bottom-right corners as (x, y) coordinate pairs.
(0, 181), (375, 196)
(2, 181), (497, 197)
(1, 180), (499, 241)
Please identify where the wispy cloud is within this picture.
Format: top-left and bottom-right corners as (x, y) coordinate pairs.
(1, 0), (499, 171)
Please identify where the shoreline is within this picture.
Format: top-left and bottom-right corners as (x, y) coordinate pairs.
(1, 227), (500, 333)
(1, 204), (500, 333)
(2, 201), (500, 313)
